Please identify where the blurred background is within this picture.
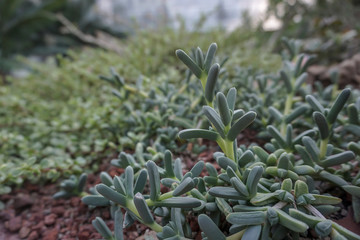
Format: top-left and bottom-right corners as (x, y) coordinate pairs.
(1, 0), (360, 77)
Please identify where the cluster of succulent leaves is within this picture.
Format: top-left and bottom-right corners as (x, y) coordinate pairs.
(81, 41), (360, 240)
(1, 28), (281, 202)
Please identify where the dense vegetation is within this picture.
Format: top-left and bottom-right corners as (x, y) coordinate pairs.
(0, 28), (280, 196)
(2, 1), (360, 239)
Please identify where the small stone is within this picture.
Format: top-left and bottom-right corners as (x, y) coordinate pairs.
(52, 206), (64, 216)
(5, 216), (22, 232)
(135, 230), (158, 240)
(44, 213), (57, 225)
(28, 231), (39, 240)
(341, 209), (348, 216)
(19, 226), (31, 239)
(70, 197), (80, 207)
(0, 209), (15, 221)
(13, 193), (34, 209)
(42, 228), (59, 240)
(32, 221), (44, 231)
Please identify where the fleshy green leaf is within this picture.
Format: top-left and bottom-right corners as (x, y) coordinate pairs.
(227, 111), (257, 141)
(176, 49), (202, 79)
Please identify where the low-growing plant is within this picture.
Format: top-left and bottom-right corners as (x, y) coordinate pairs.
(82, 42), (360, 239)
(53, 173), (87, 199)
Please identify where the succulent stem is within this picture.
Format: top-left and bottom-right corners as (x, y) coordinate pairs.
(224, 140), (235, 161)
(146, 191), (175, 206)
(281, 92), (294, 135)
(127, 199), (163, 232)
(305, 204), (326, 220)
(319, 138), (329, 159)
(226, 229), (245, 240)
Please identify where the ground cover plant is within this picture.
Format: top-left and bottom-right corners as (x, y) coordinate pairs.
(2, 9), (360, 239)
(0, 28), (280, 203)
(79, 41), (360, 239)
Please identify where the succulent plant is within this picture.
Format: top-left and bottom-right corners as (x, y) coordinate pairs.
(82, 42), (360, 239)
(53, 173), (87, 199)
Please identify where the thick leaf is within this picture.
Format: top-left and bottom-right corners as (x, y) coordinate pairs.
(313, 112), (329, 140)
(134, 193), (154, 224)
(92, 217), (113, 239)
(198, 214), (226, 240)
(321, 151), (355, 168)
(294, 72), (308, 91)
(238, 150), (255, 168)
(147, 161), (160, 201)
(226, 211), (266, 225)
(342, 185), (360, 198)
(96, 184), (127, 206)
(178, 129), (219, 141)
(268, 107), (283, 123)
(190, 161), (205, 178)
(114, 176), (126, 195)
(176, 49), (202, 79)
(114, 209), (124, 240)
(217, 156), (237, 172)
(217, 92), (231, 126)
(227, 111), (257, 141)
(306, 95), (325, 113)
(231, 177), (249, 197)
(134, 169), (148, 194)
(164, 150), (175, 178)
(285, 105), (308, 124)
(100, 172), (113, 187)
(267, 125), (287, 148)
(173, 177), (195, 196)
(82, 195), (110, 206)
(205, 64), (220, 102)
(204, 43), (218, 73)
(327, 88), (351, 124)
(280, 70), (292, 92)
(203, 106), (225, 138)
(227, 87), (237, 112)
(209, 187), (247, 200)
(275, 208), (309, 232)
(246, 166), (263, 196)
(302, 136), (320, 162)
(196, 47), (204, 68)
(125, 166), (134, 198)
(242, 225), (262, 240)
(77, 173), (87, 192)
(154, 197), (202, 208)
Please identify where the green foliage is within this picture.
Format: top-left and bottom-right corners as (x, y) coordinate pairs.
(0, 0), (127, 73)
(1, 28), (280, 197)
(83, 42), (360, 239)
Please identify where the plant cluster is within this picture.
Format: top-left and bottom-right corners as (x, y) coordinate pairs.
(2, 28), (280, 201)
(81, 42), (360, 239)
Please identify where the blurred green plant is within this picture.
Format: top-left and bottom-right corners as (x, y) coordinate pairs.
(263, 0), (360, 64)
(0, 0), (128, 75)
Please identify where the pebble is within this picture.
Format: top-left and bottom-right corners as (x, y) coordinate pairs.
(19, 226), (31, 239)
(42, 228), (59, 240)
(5, 216), (22, 232)
(27, 231), (39, 240)
(44, 213), (57, 225)
(341, 209), (348, 216)
(52, 206), (65, 216)
(13, 194), (34, 209)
